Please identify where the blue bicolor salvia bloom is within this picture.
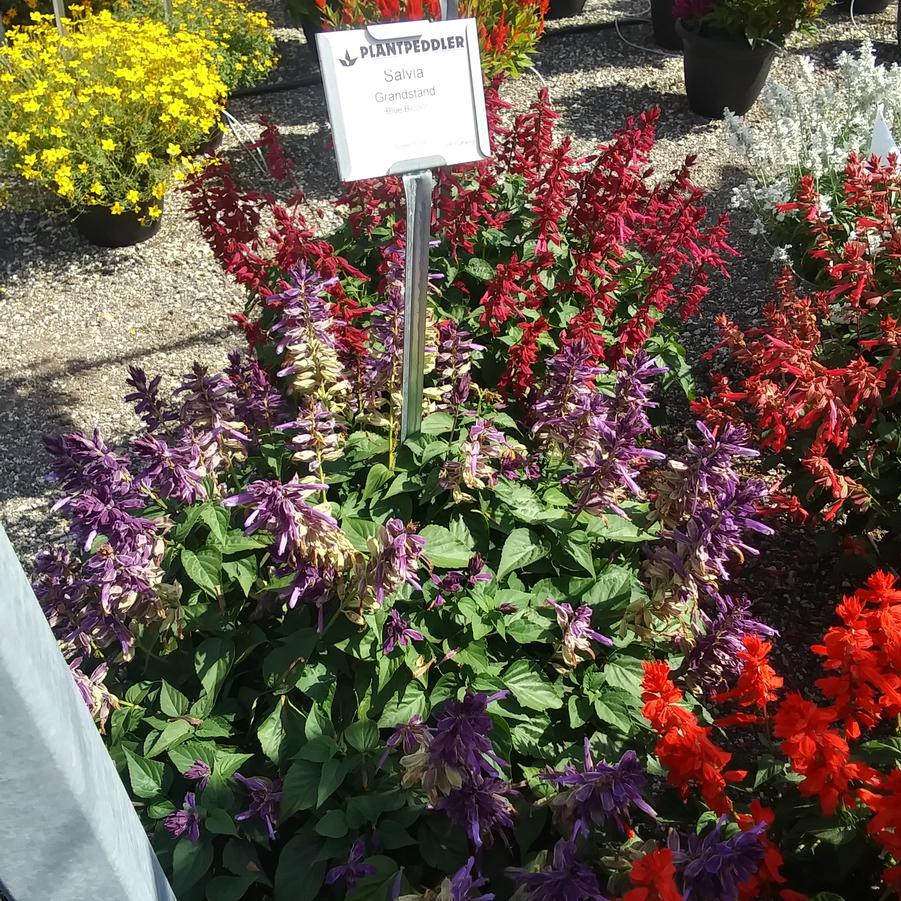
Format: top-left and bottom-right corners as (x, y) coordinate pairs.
(431, 319), (484, 414)
(508, 839), (608, 900)
(369, 518), (428, 605)
(439, 856), (495, 901)
(184, 760), (212, 791)
(325, 839), (376, 891)
(125, 365), (177, 433)
(427, 691), (508, 784)
(546, 599), (613, 667)
(551, 351), (667, 518)
(68, 657), (118, 731)
(280, 562), (332, 631)
(276, 401), (342, 475)
(639, 421), (774, 633)
(233, 774), (282, 841)
(685, 594), (776, 693)
(225, 351), (285, 437)
(222, 475), (338, 562)
(435, 775), (518, 850)
(164, 791), (201, 842)
(542, 739), (656, 839)
(265, 262), (348, 408)
(174, 362), (249, 460)
(382, 608), (424, 654)
(132, 432), (208, 505)
(669, 816), (766, 901)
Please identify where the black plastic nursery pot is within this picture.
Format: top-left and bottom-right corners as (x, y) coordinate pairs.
(300, 15), (323, 67)
(71, 201), (163, 248)
(676, 19), (776, 119)
(545, 0), (587, 20)
(195, 120), (226, 156)
(848, 0), (892, 12)
(650, 0), (681, 50)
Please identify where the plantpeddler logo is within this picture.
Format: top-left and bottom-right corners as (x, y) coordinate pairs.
(349, 34), (465, 63)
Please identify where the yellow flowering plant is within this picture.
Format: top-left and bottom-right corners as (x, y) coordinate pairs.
(0, 10), (226, 219)
(110, 0), (277, 91)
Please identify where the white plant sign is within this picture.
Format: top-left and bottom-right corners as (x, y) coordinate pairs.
(316, 18), (490, 181)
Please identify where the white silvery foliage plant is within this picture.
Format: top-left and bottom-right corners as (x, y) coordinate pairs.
(725, 42), (901, 250)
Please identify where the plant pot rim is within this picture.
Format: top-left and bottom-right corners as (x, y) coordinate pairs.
(675, 17), (780, 55)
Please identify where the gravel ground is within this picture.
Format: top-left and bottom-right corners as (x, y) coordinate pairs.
(0, 0), (898, 560)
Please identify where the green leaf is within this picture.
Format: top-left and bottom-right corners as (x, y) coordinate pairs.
(145, 719), (194, 758)
(602, 659), (644, 695)
(493, 480), (548, 524)
(215, 750), (254, 779)
(171, 836), (214, 895)
(510, 715), (551, 755)
(194, 638), (235, 713)
(594, 697), (632, 734)
(315, 809), (348, 838)
(181, 546), (223, 596)
(497, 528), (547, 580)
(342, 517), (381, 554)
(160, 681), (190, 717)
(258, 700), (287, 764)
(296, 734), (338, 763)
(559, 532), (595, 576)
(418, 524), (472, 568)
(377, 819), (417, 850)
(219, 531), (271, 554)
(123, 748), (164, 799)
(502, 660), (563, 711)
(169, 740), (217, 774)
(200, 503), (230, 548)
(223, 557), (257, 597)
(173, 502), (207, 543)
(281, 759), (321, 818)
(465, 257), (495, 280)
(205, 808), (239, 836)
(377, 681), (429, 728)
(363, 463), (393, 501)
(420, 412), (455, 435)
(317, 758), (348, 808)
(344, 719), (379, 753)
(583, 514), (655, 543)
(274, 830), (326, 901)
(206, 875), (256, 901)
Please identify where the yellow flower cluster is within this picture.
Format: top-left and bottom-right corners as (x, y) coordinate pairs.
(111, 0), (276, 91)
(0, 11), (226, 216)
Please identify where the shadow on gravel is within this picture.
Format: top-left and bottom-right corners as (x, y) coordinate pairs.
(220, 124), (341, 203)
(680, 164), (775, 376)
(536, 26), (672, 78)
(0, 326), (233, 499)
(797, 36), (901, 69)
(555, 81), (697, 142)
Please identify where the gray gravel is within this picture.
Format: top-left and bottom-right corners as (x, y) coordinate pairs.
(1, 0), (897, 559)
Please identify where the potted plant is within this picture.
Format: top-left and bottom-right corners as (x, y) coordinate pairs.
(847, 0), (892, 12)
(110, 0), (277, 92)
(0, 11), (226, 246)
(650, 0), (681, 49)
(674, 0), (829, 118)
(545, 0), (587, 20)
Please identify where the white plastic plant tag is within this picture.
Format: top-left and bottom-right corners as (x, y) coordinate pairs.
(316, 18), (490, 181)
(869, 103), (899, 165)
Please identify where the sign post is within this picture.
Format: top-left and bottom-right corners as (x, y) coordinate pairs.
(316, 18), (490, 439)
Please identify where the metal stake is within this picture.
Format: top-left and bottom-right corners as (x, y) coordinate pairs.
(400, 169), (433, 442)
(50, 0), (65, 35)
(162, 0), (172, 26)
(0, 525), (176, 901)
